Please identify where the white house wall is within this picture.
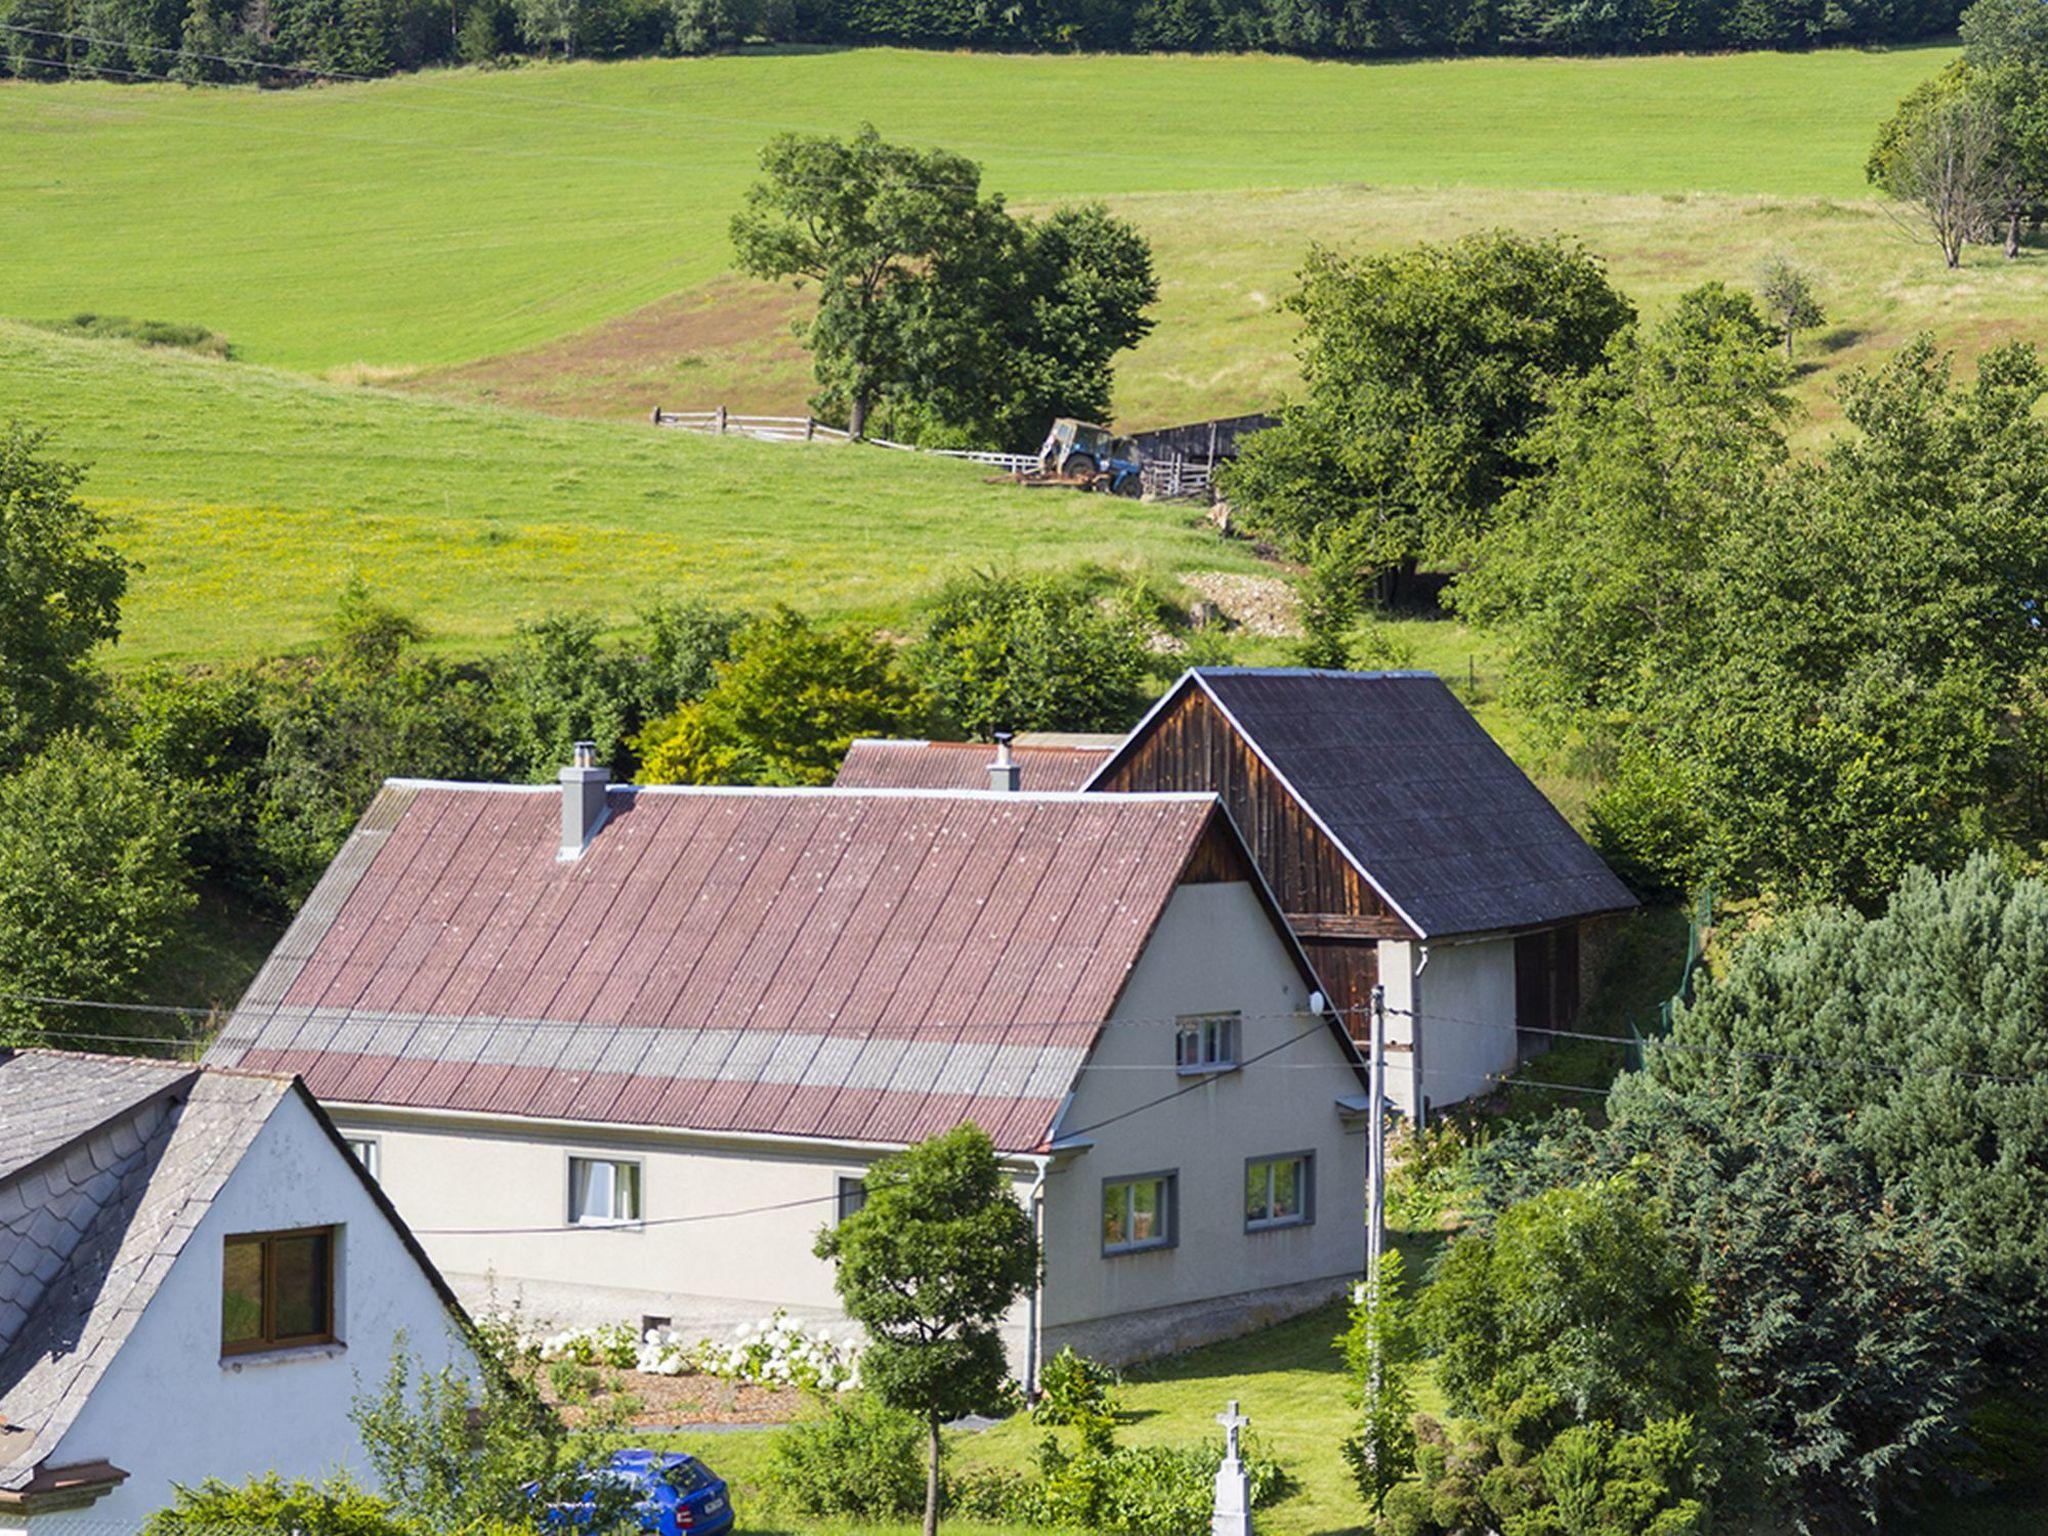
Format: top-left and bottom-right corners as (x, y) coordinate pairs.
(1039, 881), (1368, 1362)
(1414, 937), (1518, 1114)
(325, 1110), (1037, 1343)
(36, 1093), (472, 1535)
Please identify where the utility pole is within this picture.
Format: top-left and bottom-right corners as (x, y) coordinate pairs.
(1366, 982), (1387, 1309)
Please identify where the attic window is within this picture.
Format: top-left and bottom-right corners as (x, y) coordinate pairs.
(222, 1227), (336, 1355)
(1175, 1012), (1241, 1073)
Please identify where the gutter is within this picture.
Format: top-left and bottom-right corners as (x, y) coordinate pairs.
(1024, 1153), (1052, 1399)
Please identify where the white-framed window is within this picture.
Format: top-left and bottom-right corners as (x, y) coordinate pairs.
(1245, 1152), (1314, 1231)
(344, 1137), (380, 1181)
(836, 1175), (868, 1223)
(1175, 1012), (1241, 1072)
(1102, 1172), (1177, 1255)
(568, 1156), (643, 1226)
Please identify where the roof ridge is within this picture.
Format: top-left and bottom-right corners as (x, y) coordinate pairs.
(381, 778), (1219, 804)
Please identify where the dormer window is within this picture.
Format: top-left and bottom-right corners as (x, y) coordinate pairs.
(1175, 1012), (1241, 1073)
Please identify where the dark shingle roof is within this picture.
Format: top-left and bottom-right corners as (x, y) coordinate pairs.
(208, 784), (1253, 1153)
(1090, 669), (1636, 939)
(0, 1057), (289, 1490)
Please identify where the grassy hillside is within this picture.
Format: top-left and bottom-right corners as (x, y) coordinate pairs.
(0, 320), (1257, 664)
(2, 45), (1948, 377)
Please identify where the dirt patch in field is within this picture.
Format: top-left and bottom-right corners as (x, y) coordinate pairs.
(406, 277), (811, 422)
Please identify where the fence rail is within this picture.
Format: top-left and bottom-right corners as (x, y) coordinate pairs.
(653, 406), (1210, 493)
(651, 407), (852, 443)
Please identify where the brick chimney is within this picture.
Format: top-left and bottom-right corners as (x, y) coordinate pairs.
(988, 731), (1021, 793)
(559, 741), (610, 860)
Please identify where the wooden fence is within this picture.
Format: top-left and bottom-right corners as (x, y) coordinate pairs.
(653, 406), (1211, 492)
(650, 407), (852, 443)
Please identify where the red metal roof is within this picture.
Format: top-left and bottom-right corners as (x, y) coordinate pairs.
(835, 739), (1113, 793)
(210, 786), (1221, 1153)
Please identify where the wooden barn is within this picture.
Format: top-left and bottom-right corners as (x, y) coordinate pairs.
(835, 668), (1638, 1117)
(1081, 669), (1637, 1117)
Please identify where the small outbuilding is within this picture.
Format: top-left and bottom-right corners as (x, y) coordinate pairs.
(0, 1052), (477, 1536)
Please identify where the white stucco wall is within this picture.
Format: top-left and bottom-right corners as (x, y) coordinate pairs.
(327, 878), (1366, 1373)
(1413, 937), (1518, 1115)
(327, 1110), (1035, 1342)
(1039, 881), (1368, 1360)
(34, 1092), (473, 1536)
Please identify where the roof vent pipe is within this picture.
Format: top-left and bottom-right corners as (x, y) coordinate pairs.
(559, 740), (610, 861)
(989, 731), (1021, 793)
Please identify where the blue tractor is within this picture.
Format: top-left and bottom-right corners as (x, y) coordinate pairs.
(1037, 418), (1144, 496)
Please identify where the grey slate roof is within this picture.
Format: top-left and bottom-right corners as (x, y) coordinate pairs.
(0, 1054), (289, 1490)
(1089, 669), (1637, 939)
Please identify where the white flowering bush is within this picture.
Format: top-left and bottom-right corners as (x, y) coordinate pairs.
(534, 1322), (639, 1370)
(530, 1310), (860, 1392)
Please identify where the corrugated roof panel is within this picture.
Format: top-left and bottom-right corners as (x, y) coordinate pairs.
(835, 740), (1110, 793)
(1164, 671), (1638, 937)
(213, 786), (1266, 1153)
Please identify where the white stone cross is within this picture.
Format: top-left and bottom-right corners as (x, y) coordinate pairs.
(1216, 1399), (1249, 1463)
(1212, 1400), (1253, 1536)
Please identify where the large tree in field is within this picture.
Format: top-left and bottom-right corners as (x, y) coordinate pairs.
(0, 423), (128, 769)
(1869, 62), (2012, 266)
(814, 1123), (1036, 1536)
(1219, 230), (1632, 567)
(729, 125), (1000, 440)
(1961, 0), (2048, 256)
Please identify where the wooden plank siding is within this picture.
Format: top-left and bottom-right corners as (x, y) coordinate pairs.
(1097, 691), (1413, 933)
(1097, 690), (1413, 1033)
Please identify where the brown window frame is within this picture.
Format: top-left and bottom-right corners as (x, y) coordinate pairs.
(221, 1225), (337, 1356)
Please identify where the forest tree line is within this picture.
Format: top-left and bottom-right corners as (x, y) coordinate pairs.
(0, 0), (1969, 85)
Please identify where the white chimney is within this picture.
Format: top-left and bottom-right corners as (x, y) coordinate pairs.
(988, 731), (1021, 792)
(559, 740), (610, 860)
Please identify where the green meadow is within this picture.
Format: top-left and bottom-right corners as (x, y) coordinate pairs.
(8, 41), (2032, 665)
(2, 46), (1945, 372)
(0, 320), (1258, 664)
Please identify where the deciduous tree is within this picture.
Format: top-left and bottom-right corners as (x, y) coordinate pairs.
(1219, 231), (1632, 566)
(814, 1123), (1037, 1536)
(0, 423), (128, 769)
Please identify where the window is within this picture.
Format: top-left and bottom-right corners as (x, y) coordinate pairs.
(344, 1137), (379, 1181)
(1245, 1153), (1314, 1231)
(1175, 1013), (1240, 1072)
(836, 1175), (868, 1223)
(221, 1227), (336, 1355)
(568, 1156), (642, 1225)
(1102, 1172), (1177, 1255)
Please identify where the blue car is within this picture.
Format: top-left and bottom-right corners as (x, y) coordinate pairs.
(539, 1448), (735, 1536)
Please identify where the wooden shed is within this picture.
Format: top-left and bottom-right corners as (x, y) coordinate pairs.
(1083, 669), (1637, 1115)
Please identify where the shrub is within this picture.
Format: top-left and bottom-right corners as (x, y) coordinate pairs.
(635, 607), (924, 785)
(1031, 1347), (1121, 1451)
(142, 1472), (405, 1536)
(1038, 1437), (1287, 1536)
(0, 734), (193, 1046)
(768, 1391), (926, 1520)
(911, 570), (1147, 739)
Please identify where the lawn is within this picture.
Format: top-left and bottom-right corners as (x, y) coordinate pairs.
(649, 1276), (1444, 1536)
(0, 319), (1262, 664)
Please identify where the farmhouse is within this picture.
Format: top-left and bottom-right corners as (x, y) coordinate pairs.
(0, 1052), (477, 1536)
(836, 667), (1638, 1118)
(206, 778), (1373, 1372)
